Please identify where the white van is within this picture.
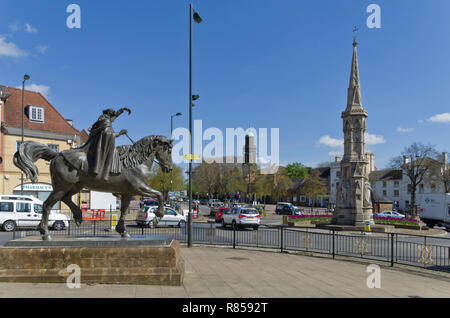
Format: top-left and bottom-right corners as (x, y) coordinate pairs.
(0, 195), (70, 232)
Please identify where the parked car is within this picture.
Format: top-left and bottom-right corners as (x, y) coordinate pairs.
(208, 199), (221, 207)
(215, 207), (232, 222)
(141, 199), (159, 208)
(200, 199), (208, 205)
(209, 202), (224, 216)
(0, 195), (70, 232)
(376, 211), (405, 219)
(275, 202), (302, 216)
(136, 206), (186, 228)
(221, 206), (260, 230)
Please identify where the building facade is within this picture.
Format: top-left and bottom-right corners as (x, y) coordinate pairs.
(369, 153), (448, 213)
(0, 85), (80, 210)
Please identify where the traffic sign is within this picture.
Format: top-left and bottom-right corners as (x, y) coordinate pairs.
(183, 154), (201, 160)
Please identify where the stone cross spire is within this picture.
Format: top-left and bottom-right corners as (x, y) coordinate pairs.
(332, 36), (374, 227)
(346, 38), (363, 111)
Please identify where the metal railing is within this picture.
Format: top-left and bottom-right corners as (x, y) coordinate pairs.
(9, 220), (450, 273)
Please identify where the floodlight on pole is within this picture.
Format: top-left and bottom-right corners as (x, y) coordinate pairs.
(170, 112), (182, 193)
(188, 3), (202, 248)
(21, 74), (30, 195)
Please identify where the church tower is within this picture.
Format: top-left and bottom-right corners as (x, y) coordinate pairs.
(332, 36), (374, 226)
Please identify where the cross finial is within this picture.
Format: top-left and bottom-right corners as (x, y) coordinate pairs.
(352, 26), (359, 47)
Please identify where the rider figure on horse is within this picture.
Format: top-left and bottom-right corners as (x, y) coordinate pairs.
(88, 107), (131, 181)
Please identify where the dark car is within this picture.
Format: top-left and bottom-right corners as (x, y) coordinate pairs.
(200, 199), (208, 205)
(275, 202), (302, 216)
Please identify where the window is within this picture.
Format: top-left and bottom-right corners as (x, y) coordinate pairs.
(394, 190), (399, 197)
(28, 105), (45, 122)
(383, 181), (387, 188)
(34, 204), (43, 213)
(394, 181), (399, 188)
(431, 184), (436, 192)
(419, 184), (424, 193)
(0, 202), (13, 212)
(383, 190), (387, 196)
(407, 184), (412, 194)
(16, 203), (31, 213)
(48, 144), (59, 152)
(336, 171), (341, 178)
(165, 209), (176, 216)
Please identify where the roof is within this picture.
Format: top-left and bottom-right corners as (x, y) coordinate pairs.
(371, 190), (393, 204)
(369, 169), (402, 183)
(0, 85), (80, 136)
(314, 167), (330, 179)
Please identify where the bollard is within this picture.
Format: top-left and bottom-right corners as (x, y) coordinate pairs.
(364, 220), (371, 232)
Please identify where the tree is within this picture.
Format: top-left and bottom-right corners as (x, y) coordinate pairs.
(388, 142), (439, 217)
(149, 164), (185, 201)
(302, 170), (327, 207)
(284, 162), (310, 178)
(271, 167), (294, 202)
(255, 173), (273, 204)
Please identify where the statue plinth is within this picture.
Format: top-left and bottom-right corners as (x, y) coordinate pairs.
(0, 236), (184, 285)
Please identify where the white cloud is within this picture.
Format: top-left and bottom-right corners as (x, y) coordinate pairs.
(36, 45), (48, 55)
(418, 119), (424, 124)
(17, 84), (50, 97)
(0, 36), (28, 57)
(317, 133), (386, 148)
(365, 133), (386, 145)
(317, 135), (343, 148)
(25, 23), (37, 33)
(427, 113), (450, 123)
(328, 151), (343, 157)
(397, 127), (413, 133)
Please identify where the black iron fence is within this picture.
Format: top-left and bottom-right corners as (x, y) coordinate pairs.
(9, 220), (450, 273)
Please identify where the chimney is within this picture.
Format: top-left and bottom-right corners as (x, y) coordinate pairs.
(443, 152), (448, 167)
(335, 156), (341, 163)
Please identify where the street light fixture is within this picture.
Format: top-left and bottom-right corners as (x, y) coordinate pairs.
(188, 3), (202, 248)
(21, 74), (30, 195)
(170, 112), (182, 193)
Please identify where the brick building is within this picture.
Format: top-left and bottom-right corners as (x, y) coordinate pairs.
(0, 85), (81, 209)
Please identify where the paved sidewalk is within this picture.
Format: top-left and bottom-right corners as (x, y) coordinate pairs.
(0, 246), (449, 298)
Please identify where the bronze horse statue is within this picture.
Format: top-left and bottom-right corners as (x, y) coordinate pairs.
(13, 135), (173, 240)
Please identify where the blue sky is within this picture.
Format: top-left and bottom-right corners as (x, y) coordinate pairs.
(1, 0), (449, 170)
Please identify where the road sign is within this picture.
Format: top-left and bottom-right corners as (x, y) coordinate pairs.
(183, 154), (201, 160)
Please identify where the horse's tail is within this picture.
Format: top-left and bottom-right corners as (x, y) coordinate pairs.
(13, 141), (58, 183)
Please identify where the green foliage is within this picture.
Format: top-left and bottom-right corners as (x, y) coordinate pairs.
(302, 170), (327, 202)
(285, 162), (310, 178)
(149, 164), (185, 199)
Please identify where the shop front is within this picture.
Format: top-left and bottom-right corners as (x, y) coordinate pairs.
(12, 183), (61, 210)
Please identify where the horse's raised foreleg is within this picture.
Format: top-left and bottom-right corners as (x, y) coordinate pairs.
(116, 194), (131, 239)
(140, 187), (164, 218)
(62, 190), (83, 226)
(39, 190), (66, 241)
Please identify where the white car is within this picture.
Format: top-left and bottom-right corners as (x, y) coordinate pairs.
(0, 195), (70, 232)
(221, 207), (261, 230)
(136, 206), (187, 228)
(376, 211), (405, 219)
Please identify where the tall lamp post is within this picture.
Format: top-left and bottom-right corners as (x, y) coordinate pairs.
(188, 3), (202, 248)
(170, 112), (182, 193)
(21, 74), (30, 195)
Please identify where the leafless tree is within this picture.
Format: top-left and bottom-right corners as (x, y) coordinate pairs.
(388, 142), (439, 217)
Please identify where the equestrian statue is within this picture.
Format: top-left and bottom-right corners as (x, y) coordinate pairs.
(13, 107), (173, 240)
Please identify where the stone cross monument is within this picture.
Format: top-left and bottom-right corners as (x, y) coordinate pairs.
(332, 36), (374, 226)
